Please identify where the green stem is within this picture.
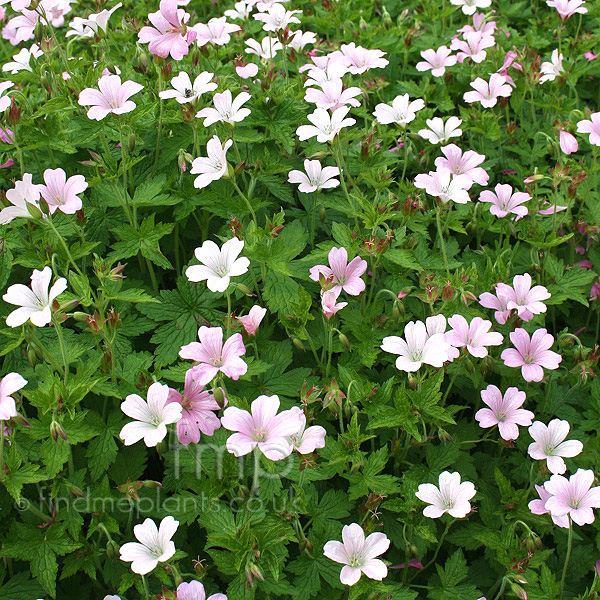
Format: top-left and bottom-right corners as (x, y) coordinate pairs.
(559, 518), (572, 600)
(46, 216), (83, 276)
(53, 318), (69, 386)
(118, 120), (128, 198)
(325, 323), (333, 379)
(400, 133), (409, 183)
(250, 447), (260, 496)
(310, 190), (319, 250)
(151, 73), (164, 177)
(231, 178), (257, 225)
(435, 204), (450, 278)
(410, 519), (454, 581)
(28, 329), (65, 375)
(141, 574), (151, 600)
(226, 286), (232, 339)
(332, 141), (358, 228)
(0, 422), (4, 473)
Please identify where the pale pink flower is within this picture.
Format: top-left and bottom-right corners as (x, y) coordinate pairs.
(256, 0), (290, 9)
(253, 3), (301, 31)
(479, 288), (511, 324)
(321, 289), (347, 319)
(584, 52), (598, 61)
(301, 55), (350, 88)
(288, 159), (340, 193)
(538, 198), (568, 215)
(528, 419), (583, 474)
(2, 44), (43, 73)
(501, 328), (562, 382)
(39, 168), (87, 215)
(236, 62), (258, 79)
(5, 8), (37, 44)
(451, 31), (495, 63)
(416, 46), (457, 77)
(224, 1), (254, 20)
(495, 273), (551, 320)
(3, 266), (66, 328)
(463, 74), (512, 108)
(66, 2), (122, 37)
(237, 305), (267, 335)
(591, 281), (600, 301)
(528, 484), (570, 528)
(434, 144), (489, 186)
(416, 471), (476, 518)
(245, 36), (283, 59)
(425, 314), (460, 360)
(446, 315), (503, 357)
(546, 0), (587, 20)
(159, 71), (217, 104)
(186, 237), (249, 293)
(296, 106), (356, 143)
(475, 385), (534, 440)
(287, 406), (326, 454)
(544, 469), (600, 526)
(193, 17), (240, 46)
(304, 79), (362, 111)
(190, 135), (232, 190)
(559, 130), (578, 154)
(288, 29), (317, 52)
(450, 0), (491, 14)
(221, 394), (303, 460)
(0, 372), (27, 420)
(418, 116), (462, 144)
(0, 80), (13, 112)
(323, 524), (389, 586)
(458, 12), (497, 36)
(337, 43), (389, 74)
(177, 581), (227, 600)
(373, 94), (425, 127)
(577, 113), (600, 146)
(119, 382), (182, 447)
(479, 183), (530, 219)
(381, 320), (452, 372)
(413, 169), (472, 204)
(196, 90), (251, 126)
(309, 246), (367, 296)
(0, 173), (43, 224)
(78, 75), (143, 121)
(540, 49), (564, 83)
(119, 517), (178, 575)
(179, 326), (247, 381)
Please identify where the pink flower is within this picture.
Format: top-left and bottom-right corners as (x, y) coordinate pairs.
(254, 3), (301, 31)
(288, 159), (340, 193)
(426, 314), (460, 360)
(577, 113), (600, 146)
(475, 385), (534, 440)
(479, 288), (511, 324)
(5, 8), (37, 44)
(221, 394), (304, 460)
(496, 273), (551, 320)
(450, 0), (492, 14)
(528, 419), (583, 474)
(78, 75), (143, 120)
(0, 80), (13, 112)
(309, 247), (367, 296)
(177, 581), (226, 600)
(337, 43), (389, 74)
(373, 93), (425, 127)
(501, 328), (562, 382)
(416, 471), (476, 518)
(446, 315), (503, 357)
(463, 74), (512, 108)
(236, 62), (258, 79)
(414, 169), (472, 204)
(451, 31), (495, 64)
(167, 369), (224, 445)
(479, 183), (530, 219)
(237, 305), (267, 336)
(0, 372), (27, 420)
(0, 173), (43, 224)
(323, 523), (389, 586)
(321, 289), (347, 319)
(459, 12), (497, 37)
(559, 130), (578, 154)
(39, 168), (88, 215)
(538, 198), (567, 215)
(287, 406), (326, 454)
(304, 79), (362, 111)
(546, 0), (587, 20)
(179, 326), (247, 381)
(584, 52), (598, 61)
(193, 16), (240, 46)
(544, 469), (600, 526)
(591, 281), (600, 300)
(528, 484), (570, 528)
(434, 144), (489, 186)
(416, 46), (457, 77)
(138, 0), (196, 60)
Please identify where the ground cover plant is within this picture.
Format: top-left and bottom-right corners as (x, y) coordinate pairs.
(0, 0), (600, 598)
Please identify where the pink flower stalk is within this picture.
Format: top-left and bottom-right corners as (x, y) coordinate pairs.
(193, 16), (241, 46)
(177, 581), (226, 600)
(414, 169), (472, 204)
(288, 159), (340, 193)
(373, 94), (425, 127)
(544, 469), (600, 526)
(528, 484), (569, 528)
(235, 61), (258, 79)
(416, 46), (457, 77)
(309, 247), (367, 296)
(196, 90), (251, 126)
(559, 130), (578, 154)
(237, 305), (267, 336)
(495, 273), (551, 320)
(416, 471), (476, 518)
(577, 113), (600, 146)
(321, 289), (348, 319)
(475, 385), (534, 440)
(138, 0), (196, 60)
(78, 75), (143, 120)
(434, 144), (489, 186)
(296, 106), (356, 143)
(463, 73), (512, 108)
(446, 315), (503, 357)
(221, 394), (304, 460)
(39, 168), (88, 215)
(323, 524), (389, 586)
(546, 0), (587, 20)
(540, 49), (564, 83)
(304, 79), (362, 111)
(167, 369), (224, 445)
(501, 328), (562, 382)
(479, 288), (511, 324)
(450, 0), (492, 14)
(180, 326), (247, 382)
(528, 419), (583, 474)
(287, 406), (326, 454)
(479, 183), (530, 219)
(0, 372), (27, 420)
(337, 43), (389, 74)
(451, 31), (495, 64)
(418, 116), (462, 144)
(0, 173), (43, 224)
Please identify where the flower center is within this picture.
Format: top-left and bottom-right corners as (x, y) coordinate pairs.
(347, 554), (363, 568)
(184, 88), (194, 98)
(253, 429), (267, 442)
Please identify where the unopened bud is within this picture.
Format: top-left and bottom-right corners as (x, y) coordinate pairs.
(359, 16), (368, 29)
(319, 207), (326, 222)
(127, 133), (136, 154)
(212, 386), (226, 409)
(236, 283), (254, 296)
(338, 332), (350, 349)
(106, 539), (119, 559)
(292, 337), (305, 351)
(408, 374), (417, 390)
(68, 485), (85, 498)
(50, 420), (67, 443)
(12, 414), (31, 428)
(510, 583), (527, 600)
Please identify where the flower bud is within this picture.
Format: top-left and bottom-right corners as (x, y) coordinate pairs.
(12, 414), (31, 428)
(338, 332), (350, 349)
(510, 583), (527, 600)
(68, 485), (85, 498)
(127, 132), (136, 154)
(25, 201), (43, 219)
(236, 283), (254, 296)
(212, 386), (226, 409)
(8, 98), (20, 126)
(50, 420), (68, 443)
(106, 539), (119, 559)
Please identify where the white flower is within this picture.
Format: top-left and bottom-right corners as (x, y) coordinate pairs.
(287, 406), (326, 454)
(195, 90), (251, 126)
(190, 135), (232, 189)
(418, 116), (463, 144)
(253, 3), (301, 32)
(528, 419), (583, 474)
(66, 2), (122, 36)
(186, 237), (250, 293)
(450, 0), (492, 15)
(245, 36), (283, 59)
(288, 30), (317, 51)
(119, 382), (182, 447)
(3, 267), (67, 328)
(414, 168), (472, 204)
(119, 516), (179, 575)
(66, 17), (95, 38)
(159, 71), (217, 104)
(302, 56), (350, 88)
(288, 159), (340, 193)
(3, 44), (43, 74)
(540, 49), (564, 83)
(296, 106), (356, 143)
(416, 472), (476, 518)
(224, 0), (255, 20)
(0, 81), (14, 112)
(373, 93), (425, 126)
(0, 173), (44, 224)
